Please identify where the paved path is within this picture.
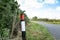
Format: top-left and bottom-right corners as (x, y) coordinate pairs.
(38, 22), (60, 40)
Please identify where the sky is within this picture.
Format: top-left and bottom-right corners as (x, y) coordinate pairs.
(17, 0), (60, 19)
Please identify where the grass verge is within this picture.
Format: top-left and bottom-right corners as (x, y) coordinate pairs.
(26, 22), (54, 40)
(47, 21), (60, 24)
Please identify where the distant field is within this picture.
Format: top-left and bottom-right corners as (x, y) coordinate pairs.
(26, 22), (54, 40)
(47, 21), (60, 24)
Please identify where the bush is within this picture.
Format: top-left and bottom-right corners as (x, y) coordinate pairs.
(1, 28), (9, 40)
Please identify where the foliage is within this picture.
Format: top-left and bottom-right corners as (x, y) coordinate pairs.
(0, 0), (29, 39)
(32, 17), (60, 24)
(1, 28), (9, 40)
(32, 16), (38, 21)
(38, 18), (60, 24)
(0, 0), (20, 39)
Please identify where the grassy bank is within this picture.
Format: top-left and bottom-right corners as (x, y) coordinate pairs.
(26, 22), (54, 40)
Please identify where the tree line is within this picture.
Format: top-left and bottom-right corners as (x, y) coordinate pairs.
(32, 16), (60, 22)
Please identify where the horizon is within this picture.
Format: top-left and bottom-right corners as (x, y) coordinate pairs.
(17, 0), (60, 19)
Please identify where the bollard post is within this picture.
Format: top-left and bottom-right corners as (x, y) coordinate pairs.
(20, 14), (26, 40)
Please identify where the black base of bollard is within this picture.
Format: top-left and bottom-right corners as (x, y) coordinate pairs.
(22, 31), (26, 40)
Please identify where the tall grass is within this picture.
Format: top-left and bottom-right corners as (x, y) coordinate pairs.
(26, 22), (54, 40)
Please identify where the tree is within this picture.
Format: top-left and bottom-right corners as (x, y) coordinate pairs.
(0, 0), (20, 39)
(0, 0), (29, 39)
(32, 16), (38, 21)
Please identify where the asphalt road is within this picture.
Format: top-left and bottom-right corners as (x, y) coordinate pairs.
(38, 22), (60, 40)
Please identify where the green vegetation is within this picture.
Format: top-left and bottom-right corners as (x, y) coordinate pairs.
(0, 0), (29, 40)
(32, 16), (38, 21)
(0, 0), (19, 39)
(32, 16), (60, 24)
(47, 21), (60, 24)
(26, 22), (54, 40)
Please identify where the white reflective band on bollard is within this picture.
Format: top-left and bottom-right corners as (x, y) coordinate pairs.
(21, 21), (25, 31)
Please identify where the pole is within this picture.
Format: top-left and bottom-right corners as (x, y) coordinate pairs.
(20, 14), (26, 40)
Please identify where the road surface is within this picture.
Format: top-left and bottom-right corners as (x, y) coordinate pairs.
(38, 21), (60, 40)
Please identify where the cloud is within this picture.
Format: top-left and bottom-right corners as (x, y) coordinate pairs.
(42, 8), (60, 19)
(44, 0), (59, 4)
(56, 6), (60, 11)
(17, 0), (44, 18)
(17, 0), (60, 19)
(17, 0), (44, 9)
(17, 0), (59, 10)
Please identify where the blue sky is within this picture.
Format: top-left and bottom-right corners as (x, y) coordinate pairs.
(17, 0), (60, 19)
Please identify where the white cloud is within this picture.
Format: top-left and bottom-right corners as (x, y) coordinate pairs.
(44, 0), (59, 4)
(56, 6), (60, 11)
(17, 0), (43, 9)
(17, 0), (44, 18)
(17, 0), (59, 10)
(17, 0), (60, 19)
(42, 8), (60, 19)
